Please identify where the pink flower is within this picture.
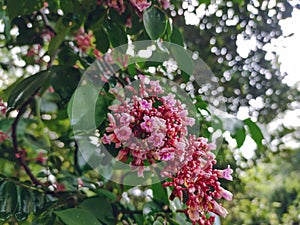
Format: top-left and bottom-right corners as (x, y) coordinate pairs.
(107, 0), (125, 14)
(163, 135), (232, 224)
(106, 113), (116, 132)
(152, 117), (166, 130)
(212, 201), (228, 218)
(94, 49), (102, 59)
(120, 113), (134, 125)
(75, 28), (94, 53)
(175, 140), (186, 149)
(116, 148), (129, 161)
(140, 115), (155, 132)
(77, 178), (84, 187)
(35, 152), (47, 164)
(55, 182), (65, 192)
(148, 132), (165, 147)
(100, 76), (233, 225)
(159, 0), (170, 10)
(159, 147), (174, 161)
(102, 133), (112, 144)
(217, 165), (233, 181)
(162, 93), (176, 107)
(15, 149), (27, 160)
(139, 99), (152, 110)
(130, 0), (151, 12)
(219, 187), (233, 201)
(126, 16), (132, 28)
(137, 166), (145, 177)
(188, 207), (200, 221)
(41, 30), (55, 42)
(184, 117), (195, 126)
(114, 126), (132, 141)
(207, 143), (216, 151)
(149, 80), (163, 94)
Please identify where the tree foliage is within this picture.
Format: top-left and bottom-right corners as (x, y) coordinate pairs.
(0, 0), (299, 225)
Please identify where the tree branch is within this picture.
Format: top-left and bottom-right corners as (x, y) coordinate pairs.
(11, 96), (43, 186)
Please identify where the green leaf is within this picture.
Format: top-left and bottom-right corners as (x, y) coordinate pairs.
(153, 217), (164, 225)
(195, 96), (208, 110)
(6, 0), (43, 19)
(151, 182), (169, 205)
(58, 44), (79, 66)
(225, 117), (244, 135)
(48, 17), (72, 57)
(79, 197), (114, 225)
(50, 66), (81, 102)
(14, 186), (32, 222)
(68, 83), (112, 131)
(0, 76), (25, 102)
(7, 71), (51, 113)
(244, 118), (264, 148)
(55, 208), (102, 225)
(0, 181), (17, 221)
(94, 27), (110, 53)
(233, 126), (246, 148)
(67, 84), (97, 130)
(60, 0), (74, 14)
(32, 190), (45, 213)
(95, 189), (117, 202)
(165, 18), (173, 40)
(170, 27), (184, 46)
(143, 6), (167, 40)
(126, 13), (143, 35)
(169, 218), (181, 225)
(170, 47), (193, 82)
(143, 202), (160, 216)
(86, 6), (106, 31)
(104, 20), (127, 47)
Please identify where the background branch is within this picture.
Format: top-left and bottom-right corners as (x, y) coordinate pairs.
(11, 96), (43, 186)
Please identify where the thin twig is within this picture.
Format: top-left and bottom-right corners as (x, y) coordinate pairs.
(102, 57), (126, 87)
(38, 9), (56, 35)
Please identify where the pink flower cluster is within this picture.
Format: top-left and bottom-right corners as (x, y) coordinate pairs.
(163, 135), (233, 224)
(100, 0), (169, 15)
(101, 0), (151, 14)
(101, 76), (233, 224)
(102, 76), (195, 176)
(74, 28), (101, 59)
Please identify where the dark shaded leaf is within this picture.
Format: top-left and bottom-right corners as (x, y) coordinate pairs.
(79, 197), (114, 225)
(170, 27), (184, 46)
(6, 0), (43, 19)
(0, 181), (17, 221)
(50, 66), (81, 102)
(48, 17), (72, 57)
(55, 208), (102, 225)
(14, 186), (32, 222)
(7, 71), (50, 113)
(151, 182), (169, 205)
(94, 27), (110, 53)
(104, 20), (127, 47)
